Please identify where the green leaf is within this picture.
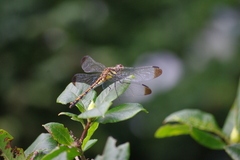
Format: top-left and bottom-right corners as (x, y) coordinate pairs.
(96, 103), (147, 124)
(56, 83), (96, 111)
(95, 78), (132, 107)
(41, 146), (80, 160)
(58, 112), (85, 128)
(222, 102), (236, 139)
(78, 101), (112, 119)
(225, 143), (240, 160)
(26, 152), (45, 160)
(83, 139), (98, 152)
(79, 80), (131, 119)
(43, 122), (75, 146)
(223, 79), (240, 143)
(155, 124), (190, 138)
(190, 127), (226, 150)
(236, 79), (240, 133)
(95, 137), (130, 160)
(164, 109), (221, 134)
(82, 122), (99, 151)
(25, 133), (58, 157)
(0, 129), (25, 160)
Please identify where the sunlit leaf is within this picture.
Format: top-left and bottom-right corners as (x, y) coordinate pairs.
(155, 124), (190, 138)
(95, 137), (130, 160)
(225, 143), (240, 160)
(78, 102), (112, 119)
(79, 79), (131, 119)
(56, 83), (96, 111)
(164, 109), (221, 134)
(43, 123), (75, 146)
(95, 78), (132, 107)
(96, 103), (147, 124)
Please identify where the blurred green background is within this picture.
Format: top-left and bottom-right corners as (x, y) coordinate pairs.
(1, 0), (240, 159)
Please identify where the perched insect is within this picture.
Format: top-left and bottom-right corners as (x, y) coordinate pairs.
(70, 55), (162, 108)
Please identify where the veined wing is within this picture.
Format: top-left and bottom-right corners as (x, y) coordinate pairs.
(124, 83), (152, 96)
(81, 56), (106, 73)
(114, 66), (162, 82)
(72, 73), (101, 86)
(103, 79), (152, 96)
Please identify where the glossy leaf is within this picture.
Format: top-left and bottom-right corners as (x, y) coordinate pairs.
(155, 124), (190, 138)
(95, 137), (130, 160)
(164, 109), (221, 134)
(82, 122), (99, 151)
(0, 129), (25, 160)
(79, 79), (131, 119)
(96, 103), (147, 124)
(95, 77), (132, 107)
(56, 83), (96, 111)
(225, 143), (240, 160)
(25, 133), (57, 157)
(43, 122), (74, 146)
(190, 127), (226, 150)
(41, 146), (80, 160)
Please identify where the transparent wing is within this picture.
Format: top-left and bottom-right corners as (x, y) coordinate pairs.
(112, 66), (162, 82)
(81, 56), (106, 73)
(72, 73), (101, 86)
(124, 83), (152, 96)
(105, 78), (152, 96)
(102, 80), (114, 89)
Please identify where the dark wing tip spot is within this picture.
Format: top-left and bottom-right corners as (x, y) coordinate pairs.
(153, 67), (162, 78)
(72, 75), (77, 86)
(142, 84), (152, 95)
(81, 55), (90, 64)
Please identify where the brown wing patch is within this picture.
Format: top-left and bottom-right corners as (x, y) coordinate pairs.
(72, 75), (77, 86)
(153, 66), (162, 78)
(142, 84), (152, 95)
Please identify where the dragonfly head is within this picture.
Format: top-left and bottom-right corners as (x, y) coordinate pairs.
(115, 64), (124, 68)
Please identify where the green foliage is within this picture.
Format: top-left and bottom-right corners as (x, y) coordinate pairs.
(82, 122), (99, 152)
(96, 103), (147, 124)
(42, 123), (75, 146)
(0, 79), (146, 160)
(25, 133), (58, 158)
(41, 146), (80, 160)
(155, 79), (240, 159)
(0, 129), (25, 160)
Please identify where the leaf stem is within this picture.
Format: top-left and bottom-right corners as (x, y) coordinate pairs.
(78, 120), (92, 160)
(79, 121), (91, 144)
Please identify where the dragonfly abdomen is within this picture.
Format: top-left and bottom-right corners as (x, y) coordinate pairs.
(69, 75), (107, 108)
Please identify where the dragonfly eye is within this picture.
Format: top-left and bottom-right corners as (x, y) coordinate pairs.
(116, 64), (124, 68)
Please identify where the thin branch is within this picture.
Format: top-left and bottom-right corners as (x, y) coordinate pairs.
(78, 121), (91, 160)
(79, 121), (91, 144)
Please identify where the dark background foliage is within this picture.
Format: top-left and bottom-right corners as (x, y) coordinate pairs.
(1, 0), (240, 159)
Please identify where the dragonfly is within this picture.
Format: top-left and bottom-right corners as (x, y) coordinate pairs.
(69, 55), (162, 108)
